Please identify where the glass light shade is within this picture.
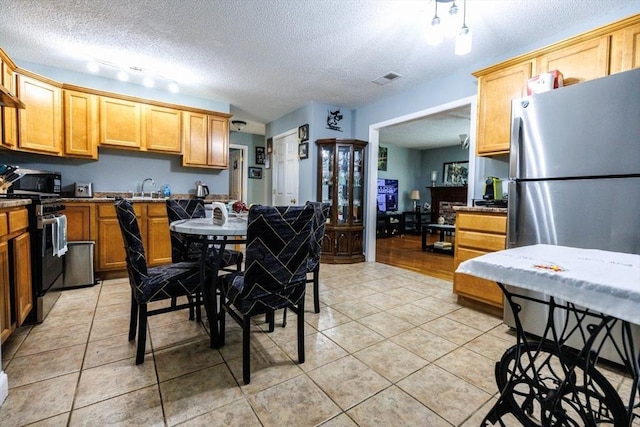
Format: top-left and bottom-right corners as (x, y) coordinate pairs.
(426, 18), (443, 46)
(455, 26), (472, 55)
(87, 61), (99, 73)
(168, 81), (179, 93)
(117, 70), (129, 81)
(142, 76), (155, 88)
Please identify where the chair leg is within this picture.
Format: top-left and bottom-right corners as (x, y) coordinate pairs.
(297, 301), (305, 364)
(129, 292), (138, 341)
(266, 310), (275, 332)
(242, 315), (251, 384)
(313, 268), (320, 314)
(136, 304), (148, 365)
(282, 308), (287, 328)
(186, 294), (195, 321)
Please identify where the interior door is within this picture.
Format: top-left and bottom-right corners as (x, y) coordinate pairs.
(229, 148), (243, 201)
(272, 130), (299, 206)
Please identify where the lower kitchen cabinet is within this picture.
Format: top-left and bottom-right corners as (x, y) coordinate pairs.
(63, 202), (94, 241)
(0, 205), (33, 344)
(453, 209), (507, 308)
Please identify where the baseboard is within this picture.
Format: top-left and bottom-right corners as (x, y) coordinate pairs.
(0, 370), (8, 407)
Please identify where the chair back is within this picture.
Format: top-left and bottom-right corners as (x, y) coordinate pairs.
(114, 198), (148, 300)
(306, 201), (329, 272)
(166, 199), (205, 262)
(242, 204), (314, 303)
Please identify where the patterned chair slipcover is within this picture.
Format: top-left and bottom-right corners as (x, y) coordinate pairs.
(219, 204), (314, 384)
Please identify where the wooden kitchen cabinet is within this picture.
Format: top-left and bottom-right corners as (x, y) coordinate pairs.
(17, 72), (63, 155)
(473, 14), (640, 157)
(0, 206), (32, 343)
(96, 202), (171, 272)
(64, 90), (99, 159)
(1, 50), (18, 149)
(453, 210), (506, 308)
(144, 104), (182, 153)
(182, 111), (231, 169)
(99, 96), (142, 149)
(63, 203), (94, 241)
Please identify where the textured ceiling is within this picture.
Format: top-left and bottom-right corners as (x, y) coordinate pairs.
(1, 0), (637, 145)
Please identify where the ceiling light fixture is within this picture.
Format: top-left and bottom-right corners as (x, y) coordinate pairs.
(86, 58), (180, 93)
(231, 120), (247, 132)
(427, 0), (472, 55)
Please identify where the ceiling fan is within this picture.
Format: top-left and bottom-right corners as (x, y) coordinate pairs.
(459, 133), (470, 149)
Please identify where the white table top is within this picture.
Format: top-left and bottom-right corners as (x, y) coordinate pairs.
(456, 244), (640, 325)
(169, 217), (247, 236)
(426, 223), (455, 230)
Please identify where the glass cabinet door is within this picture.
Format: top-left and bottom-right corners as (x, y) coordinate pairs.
(337, 145), (351, 224)
(352, 146), (363, 224)
(320, 145), (334, 225)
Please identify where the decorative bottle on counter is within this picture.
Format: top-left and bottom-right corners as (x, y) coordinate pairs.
(163, 185), (171, 198)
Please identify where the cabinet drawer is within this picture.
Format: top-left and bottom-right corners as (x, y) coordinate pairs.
(0, 212), (7, 237)
(453, 272), (504, 307)
(457, 230), (506, 252)
(97, 203), (141, 218)
(146, 203), (168, 217)
(8, 209), (28, 233)
(456, 213), (506, 233)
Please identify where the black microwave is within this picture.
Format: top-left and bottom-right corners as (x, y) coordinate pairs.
(9, 169), (61, 196)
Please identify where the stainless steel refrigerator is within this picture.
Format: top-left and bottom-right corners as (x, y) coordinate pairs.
(504, 68), (640, 363)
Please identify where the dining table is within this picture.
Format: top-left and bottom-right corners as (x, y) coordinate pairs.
(457, 244), (640, 426)
(169, 216), (248, 348)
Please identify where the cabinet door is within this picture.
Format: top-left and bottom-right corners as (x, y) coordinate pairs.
(610, 22), (640, 73)
(0, 241), (11, 343)
(182, 111), (208, 167)
(99, 97), (142, 148)
(537, 36), (609, 85)
(96, 203), (132, 271)
(64, 90), (98, 158)
(17, 74), (63, 155)
(63, 203), (93, 241)
(207, 115), (229, 168)
(1, 62), (17, 149)
(476, 61), (533, 156)
(14, 232), (32, 326)
(144, 105), (182, 153)
(144, 204), (172, 266)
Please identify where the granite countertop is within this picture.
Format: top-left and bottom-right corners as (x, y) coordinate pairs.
(0, 199), (32, 209)
(454, 206), (508, 214)
(63, 192), (230, 203)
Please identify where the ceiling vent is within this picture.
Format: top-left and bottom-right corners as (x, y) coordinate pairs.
(372, 72), (402, 86)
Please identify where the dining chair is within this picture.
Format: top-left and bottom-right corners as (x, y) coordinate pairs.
(114, 198), (209, 364)
(219, 204), (315, 384)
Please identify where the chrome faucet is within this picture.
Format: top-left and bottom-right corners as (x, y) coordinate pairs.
(141, 178), (155, 198)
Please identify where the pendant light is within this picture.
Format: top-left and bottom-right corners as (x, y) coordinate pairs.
(426, 0), (443, 46)
(455, 0), (472, 55)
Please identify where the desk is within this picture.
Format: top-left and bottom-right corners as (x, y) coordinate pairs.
(170, 217), (247, 348)
(422, 223), (455, 253)
(457, 244), (640, 426)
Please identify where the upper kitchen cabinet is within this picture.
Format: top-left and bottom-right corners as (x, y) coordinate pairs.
(143, 104), (182, 153)
(1, 50), (18, 149)
(182, 111), (231, 169)
(99, 96), (142, 149)
(474, 61), (533, 156)
(64, 90), (99, 159)
(16, 72), (63, 155)
(473, 14), (640, 157)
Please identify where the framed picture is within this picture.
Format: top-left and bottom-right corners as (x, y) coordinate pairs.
(266, 137), (273, 154)
(298, 142), (309, 159)
(249, 167), (262, 179)
(298, 124), (309, 142)
(442, 161), (469, 185)
(378, 146), (388, 171)
(255, 146), (265, 165)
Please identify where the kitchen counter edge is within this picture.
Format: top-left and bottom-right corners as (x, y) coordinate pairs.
(0, 199), (32, 209)
(454, 206), (507, 214)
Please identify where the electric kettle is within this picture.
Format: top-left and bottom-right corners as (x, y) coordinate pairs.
(195, 180), (210, 199)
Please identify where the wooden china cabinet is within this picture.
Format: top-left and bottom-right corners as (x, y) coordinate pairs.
(316, 138), (367, 263)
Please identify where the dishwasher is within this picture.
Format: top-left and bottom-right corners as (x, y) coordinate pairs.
(62, 241), (97, 288)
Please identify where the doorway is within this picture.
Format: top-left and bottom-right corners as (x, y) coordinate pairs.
(364, 95), (478, 263)
(272, 129), (299, 206)
(229, 144), (248, 204)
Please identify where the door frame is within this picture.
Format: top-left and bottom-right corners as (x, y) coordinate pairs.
(271, 128), (300, 206)
(229, 144), (248, 205)
(364, 95), (477, 262)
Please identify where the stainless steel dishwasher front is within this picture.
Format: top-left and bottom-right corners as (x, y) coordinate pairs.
(62, 241), (96, 288)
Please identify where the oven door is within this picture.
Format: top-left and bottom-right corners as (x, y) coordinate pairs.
(38, 214), (65, 294)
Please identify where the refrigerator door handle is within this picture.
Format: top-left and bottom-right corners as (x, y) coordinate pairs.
(507, 181), (518, 247)
(509, 116), (521, 179)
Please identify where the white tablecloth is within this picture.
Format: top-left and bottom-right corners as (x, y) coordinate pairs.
(456, 244), (640, 325)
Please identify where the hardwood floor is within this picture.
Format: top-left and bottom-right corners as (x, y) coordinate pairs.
(375, 232), (455, 282)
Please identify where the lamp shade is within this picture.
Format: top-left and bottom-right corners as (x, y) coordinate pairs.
(410, 190), (420, 200)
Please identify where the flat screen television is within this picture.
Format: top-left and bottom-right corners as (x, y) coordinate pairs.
(377, 178), (398, 213)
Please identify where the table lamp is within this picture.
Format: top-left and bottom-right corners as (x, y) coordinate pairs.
(410, 190), (421, 212)
(431, 171), (438, 187)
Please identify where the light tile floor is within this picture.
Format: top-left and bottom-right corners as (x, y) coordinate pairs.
(0, 262), (636, 426)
